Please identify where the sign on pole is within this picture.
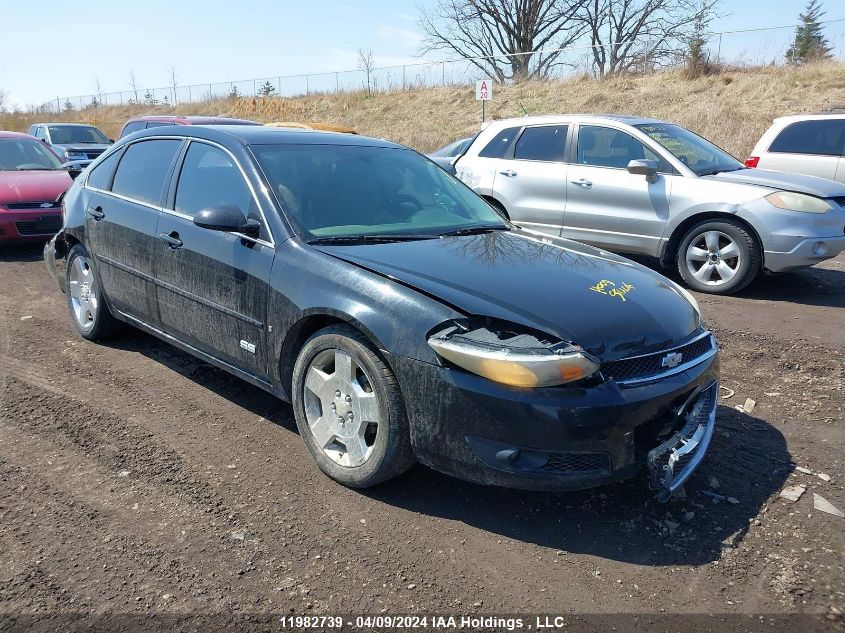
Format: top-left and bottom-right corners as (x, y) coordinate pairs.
(475, 79), (493, 101)
(475, 79), (493, 122)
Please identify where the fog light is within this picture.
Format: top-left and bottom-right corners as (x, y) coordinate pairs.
(812, 241), (827, 256)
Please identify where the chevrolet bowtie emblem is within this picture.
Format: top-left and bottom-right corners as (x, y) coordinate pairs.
(661, 352), (683, 369)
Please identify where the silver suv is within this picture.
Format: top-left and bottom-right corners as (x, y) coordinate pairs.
(455, 115), (845, 294)
(746, 113), (845, 183)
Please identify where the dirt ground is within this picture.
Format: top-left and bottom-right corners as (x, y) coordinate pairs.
(0, 244), (842, 628)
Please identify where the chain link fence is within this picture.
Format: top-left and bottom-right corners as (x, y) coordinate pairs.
(37, 19), (845, 114)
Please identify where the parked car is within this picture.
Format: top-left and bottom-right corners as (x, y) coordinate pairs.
(265, 122), (357, 134)
(0, 131), (72, 243)
(44, 125), (718, 497)
(427, 136), (473, 172)
(27, 123), (113, 168)
(454, 115), (845, 294)
(746, 113), (845, 183)
(118, 115), (261, 139)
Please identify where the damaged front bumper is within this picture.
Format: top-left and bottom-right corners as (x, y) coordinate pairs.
(386, 347), (719, 494)
(647, 381), (717, 501)
(44, 231), (68, 293)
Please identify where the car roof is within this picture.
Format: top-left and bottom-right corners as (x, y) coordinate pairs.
(32, 122), (100, 127)
(0, 130), (38, 139)
(773, 112), (845, 122)
(483, 114), (667, 127)
(125, 115), (260, 125)
(127, 124), (405, 149)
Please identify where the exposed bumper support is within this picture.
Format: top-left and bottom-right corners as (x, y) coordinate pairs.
(647, 380), (718, 501)
(44, 232), (68, 293)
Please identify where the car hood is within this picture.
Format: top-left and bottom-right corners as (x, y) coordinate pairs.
(54, 143), (111, 152)
(314, 230), (700, 361)
(0, 170), (72, 204)
(703, 168), (845, 198)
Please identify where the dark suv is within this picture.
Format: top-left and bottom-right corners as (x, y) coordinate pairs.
(118, 115), (260, 139)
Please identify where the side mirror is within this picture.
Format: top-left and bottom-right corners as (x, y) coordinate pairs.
(628, 159), (659, 183)
(61, 161), (84, 180)
(108, 138), (115, 144)
(40, 138), (49, 144)
(193, 205), (260, 237)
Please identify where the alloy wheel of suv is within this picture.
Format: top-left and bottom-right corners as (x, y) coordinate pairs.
(676, 219), (761, 294)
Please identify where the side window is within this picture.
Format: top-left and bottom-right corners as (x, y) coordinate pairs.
(513, 125), (568, 162)
(119, 121), (145, 138)
(768, 120), (845, 157)
(34, 126), (47, 141)
(112, 140), (182, 206)
(175, 142), (253, 219)
(577, 125), (668, 170)
(86, 150), (123, 191)
(478, 126), (522, 158)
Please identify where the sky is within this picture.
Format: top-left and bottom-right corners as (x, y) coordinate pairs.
(1, 0), (842, 108)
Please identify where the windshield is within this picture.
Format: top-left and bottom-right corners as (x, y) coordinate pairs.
(0, 138), (64, 171)
(432, 138), (470, 157)
(48, 125), (110, 145)
(251, 144), (508, 239)
(635, 123), (743, 176)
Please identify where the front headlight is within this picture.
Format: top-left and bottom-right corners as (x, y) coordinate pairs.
(64, 150), (87, 161)
(427, 321), (600, 388)
(765, 191), (834, 214)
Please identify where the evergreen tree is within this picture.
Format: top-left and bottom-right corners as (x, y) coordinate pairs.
(63, 100), (74, 112)
(786, 0), (832, 63)
(257, 81), (276, 97)
(228, 85), (242, 99)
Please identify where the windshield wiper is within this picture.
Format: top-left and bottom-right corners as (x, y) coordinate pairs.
(700, 167), (745, 176)
(307, 234), (438, 245)
(439, 224), (510, 237)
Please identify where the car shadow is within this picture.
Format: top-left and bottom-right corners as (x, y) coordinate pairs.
(0, 242), (46, 263)
(365, 403), (791, 566)
(629, 254), (845, 308)
(100, 327), (792, 567)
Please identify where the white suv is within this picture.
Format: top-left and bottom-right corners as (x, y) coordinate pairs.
(454, 115), (845, 294)
(746, 113), (845, 183)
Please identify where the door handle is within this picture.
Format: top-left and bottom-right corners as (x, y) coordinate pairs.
(158, 231), (183, 249)
(86, 206), (105, 221)
(571, 178), (593, 188)
(498, 169), (518, 177)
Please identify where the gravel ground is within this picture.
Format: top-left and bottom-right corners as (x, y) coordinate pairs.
(0, 244), (842, 629)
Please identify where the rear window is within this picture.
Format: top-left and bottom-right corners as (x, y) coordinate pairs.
(478, 126), (522, 158)
(513, 125), (568, 162)
(112, 140), (182, 206)
(769, 119), (845, 157)
(120, 121), (145, 138)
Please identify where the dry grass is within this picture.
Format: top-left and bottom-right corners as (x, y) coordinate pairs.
(3, 62), (844, 158)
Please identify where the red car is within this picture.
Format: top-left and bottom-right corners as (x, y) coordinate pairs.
(0, 131), (72, 243)
(118, 115), (260, 139)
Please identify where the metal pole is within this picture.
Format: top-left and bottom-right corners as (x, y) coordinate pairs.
(306, 75), (310, 96)
(188, 85), (192, 102)
(335, 72), (339, 93)
(56, 97), (60, 112)
(403, 65), (406, 90)
(442, 62), (445, 85)
(717, 33), (722, 61)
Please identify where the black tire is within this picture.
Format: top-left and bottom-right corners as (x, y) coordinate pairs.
(291, 325), (415, 488)
(676, 218), (761, 295)
(66, 244), (122, 340)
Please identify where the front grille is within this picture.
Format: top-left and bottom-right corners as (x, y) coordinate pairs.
(6, 201), (58, 210)
(603, 334), (714, 382)
(85, 150), (104, 160)
(15, 216), (62, 235)
(539, 452), (611, 475)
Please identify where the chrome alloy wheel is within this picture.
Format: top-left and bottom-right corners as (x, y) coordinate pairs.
(68, 254), (99, 329)
(302, 349), (380, 468)
(685, 230), (742, 286)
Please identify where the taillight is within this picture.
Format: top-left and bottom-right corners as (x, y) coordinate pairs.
(744, 155), (760, 168)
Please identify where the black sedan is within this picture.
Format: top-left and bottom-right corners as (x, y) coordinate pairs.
(44, 126), (718, 496)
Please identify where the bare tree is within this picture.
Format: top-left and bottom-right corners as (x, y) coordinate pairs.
(128, 69), (139, 103)
(419, 0), (589, 82)
(94, 76), (103, 106)
(0, 89), (7, 112)
(580, 0), (718, 77)
(358, 48), (376, 95)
